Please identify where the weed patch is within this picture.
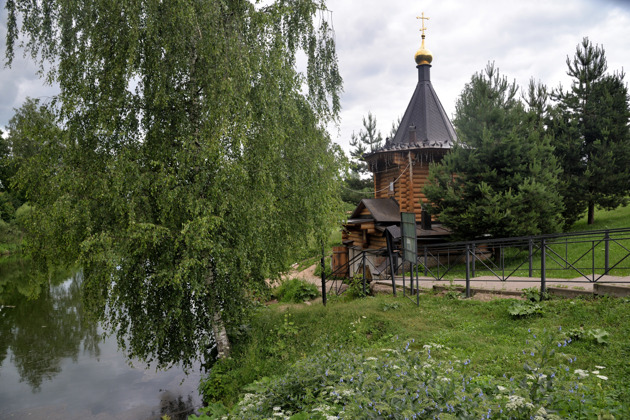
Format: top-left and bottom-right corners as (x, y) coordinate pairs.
(274, 278), (319, 303)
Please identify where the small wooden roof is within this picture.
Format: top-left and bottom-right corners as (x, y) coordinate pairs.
(348, 198), (401, 223)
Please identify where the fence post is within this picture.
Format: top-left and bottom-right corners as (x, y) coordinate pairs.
(592, 240), (596, 282)
(402, 261), (406, 297)
(501, 243), (505, 281)
(465, 244), (471, 298)
(528, 238), (533, 278)
(389, 251), (397, 297)
(321, 243), (327, 306)
(424, 246), (428, 276)
(540, 238), (546, 294)
(416, 262), (420, 306)
(471, 243), (476, 277)
(604, 231), (610, 275)
(362, 251), (366, 297)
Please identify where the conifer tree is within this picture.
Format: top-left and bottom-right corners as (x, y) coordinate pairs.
(342, 112), (383, 205)
(551, 38), (630, 225)
(425, 64), (563, 240)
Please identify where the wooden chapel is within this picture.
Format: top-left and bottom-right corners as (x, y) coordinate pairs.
(341, 16), (456, 271)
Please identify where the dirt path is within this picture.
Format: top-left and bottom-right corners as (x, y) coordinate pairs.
(281, 264), (321, 285)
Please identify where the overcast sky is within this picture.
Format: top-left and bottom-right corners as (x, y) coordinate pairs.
(2, 0), (629, 152)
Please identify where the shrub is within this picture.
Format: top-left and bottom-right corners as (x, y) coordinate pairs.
(274, 278), (319, 303)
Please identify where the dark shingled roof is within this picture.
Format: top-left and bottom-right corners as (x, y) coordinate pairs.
(349, 198), (400, 223)
(366, 65), (456, 157)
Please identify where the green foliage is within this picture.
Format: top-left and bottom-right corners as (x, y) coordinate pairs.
(381, 302), (400, 311)
(195, 330), (624, 419)
(194, 292), (630, 416)
(522, 287), (550, 302)
(587, 328), (610, 345)
(566, 327), (610, 345)
(342, 112), (383, 206)
(198, 358), (239, 406)
(508, 300), (544, 318)
(346, 273), (369, 299)
(425, 63), (563, 240)
(5, 0), (343, 369)
(550, 38), (630, 226)
(274, 278), (319, 303)
(0, 192), (15, 223)
(313, 256), (332, 278)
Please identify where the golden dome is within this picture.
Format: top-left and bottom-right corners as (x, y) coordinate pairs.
(414, 35), (433, 66)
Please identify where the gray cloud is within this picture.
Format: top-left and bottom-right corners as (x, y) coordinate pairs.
(1, 0), (628, 153)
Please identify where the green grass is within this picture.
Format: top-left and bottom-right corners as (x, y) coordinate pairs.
(427, 205), (630, 281)
(200, 293), (630, 417)
(571, 204), (630, 232)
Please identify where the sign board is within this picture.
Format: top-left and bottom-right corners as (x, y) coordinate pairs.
(401, 212), (417, 263)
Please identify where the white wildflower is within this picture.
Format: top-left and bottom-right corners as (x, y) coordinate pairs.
(506, 395), (527, 410)
(365, 357), (378, 361)
(595, 365), (606, 369)
(591, 370), (600, 374)
(596, 375), (608, 380)
(273, 406), (282, 411)
(497, 385), (508, 392)
(574, 369), (589, 379)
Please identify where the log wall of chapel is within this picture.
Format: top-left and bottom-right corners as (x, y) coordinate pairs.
(372, 151), (441, 218)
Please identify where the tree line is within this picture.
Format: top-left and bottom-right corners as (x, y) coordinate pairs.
(347, 38), (630, 240)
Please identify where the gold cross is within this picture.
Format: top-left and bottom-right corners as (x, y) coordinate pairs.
(416, 12), (430, 37)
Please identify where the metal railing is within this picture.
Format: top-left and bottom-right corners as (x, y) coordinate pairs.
(321, 247), (395, 305)
(417, 228), (630, 298)
(321, 228), (630, 305)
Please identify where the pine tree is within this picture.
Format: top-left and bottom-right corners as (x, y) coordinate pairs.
(551, 38), (630, 225)
(342, 112), (384, 205)
(425, 65), (563, 240)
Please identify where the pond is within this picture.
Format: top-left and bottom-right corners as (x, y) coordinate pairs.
(0, 257), (202, 420)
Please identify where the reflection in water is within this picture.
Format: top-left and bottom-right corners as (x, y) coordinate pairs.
(0, 257), (201, 419)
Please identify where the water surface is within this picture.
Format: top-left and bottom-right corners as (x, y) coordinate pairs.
(0, 258), (202, 419)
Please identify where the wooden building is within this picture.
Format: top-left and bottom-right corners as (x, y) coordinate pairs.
(341, 22), (456, 276)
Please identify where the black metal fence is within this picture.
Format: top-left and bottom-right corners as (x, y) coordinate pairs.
(321, 228), (630, 304)
(420, 228), (630, 297)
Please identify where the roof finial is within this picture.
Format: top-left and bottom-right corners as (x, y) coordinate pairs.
(417, 12), (429, 38)
(414, 12), (433, 66)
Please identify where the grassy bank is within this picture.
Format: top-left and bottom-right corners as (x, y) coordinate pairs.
(194, 291), (630, 419)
